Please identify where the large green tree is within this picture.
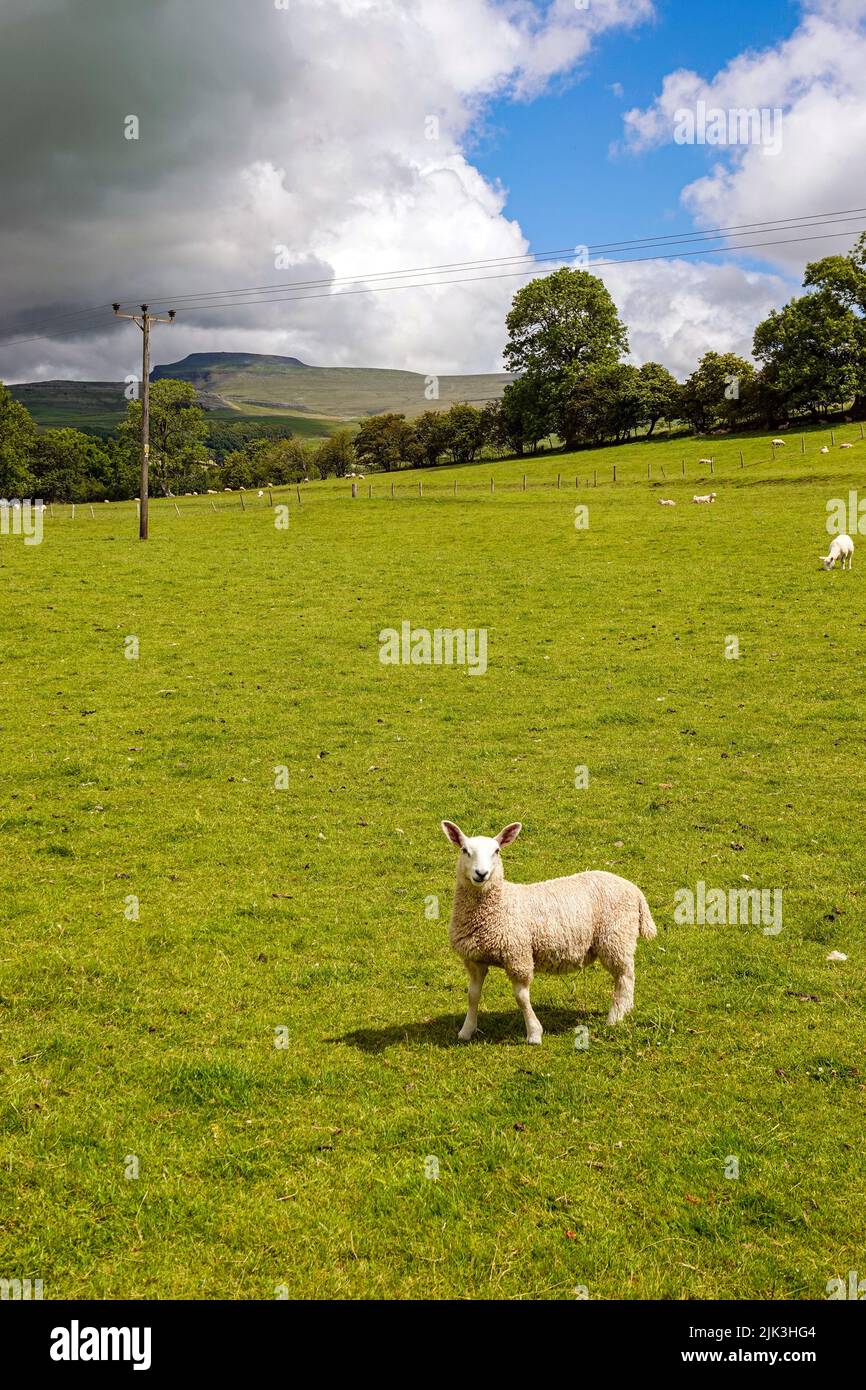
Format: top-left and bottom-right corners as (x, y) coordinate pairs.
(0, 382), (37, 495)
(802, 233), (866, 417)
(504, 268), (628, 449)
(354, 413), (417, 472)
(753, 290), (862, 420)
(118, 379), (208, 495)
(31, 428), (112, 502)
(679, 352), (756, 433)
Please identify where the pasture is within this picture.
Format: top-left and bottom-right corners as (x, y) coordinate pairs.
(1, 424), (864, 1300)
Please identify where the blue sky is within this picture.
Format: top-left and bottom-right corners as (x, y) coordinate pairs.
(473, 0), (802, 257)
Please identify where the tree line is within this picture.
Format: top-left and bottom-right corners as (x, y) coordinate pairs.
(1, 233), (863, 500)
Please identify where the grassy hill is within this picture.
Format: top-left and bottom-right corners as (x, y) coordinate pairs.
(9, 352), (512, 440)
(152, 351), (512, 420)
(2, 420), (863, 1299)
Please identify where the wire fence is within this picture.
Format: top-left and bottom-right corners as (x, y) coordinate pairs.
(37, 423), (866, 518)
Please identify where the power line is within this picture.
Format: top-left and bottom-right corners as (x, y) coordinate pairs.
(1, 208), (864, 348)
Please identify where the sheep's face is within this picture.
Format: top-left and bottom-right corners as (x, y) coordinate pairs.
(441, 820), (521, 889)
(820, 555), (834, 569)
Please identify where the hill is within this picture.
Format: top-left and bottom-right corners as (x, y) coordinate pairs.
(9, 352), (513, 438)
(151, 351), (512, 420)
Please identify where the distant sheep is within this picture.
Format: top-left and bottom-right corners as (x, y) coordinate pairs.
(820, 446), (830, 454)
(698, 457), (713, 465)
(442, 821), (656, 1043)
(693, 492), (716, 504)
(772, 438), (786, 447)
(820, 533), (854, 570)
(658, 498), (676, 506)
(841, 443), (853, 449)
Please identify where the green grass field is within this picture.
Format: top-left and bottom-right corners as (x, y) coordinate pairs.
(1, 423), (864, 1300)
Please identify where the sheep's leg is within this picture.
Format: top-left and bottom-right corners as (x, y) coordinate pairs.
(511, 976), (543, 1045)
(458, 961), (487, 1042)
(607, 963), (635, 1025)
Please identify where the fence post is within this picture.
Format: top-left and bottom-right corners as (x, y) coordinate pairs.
(89, 504), (95, 518)
(613, 464), (616, 483)
(490, 477), (494, 493)
(593, 470), (597, 487)
(72, 503), (76, 520)
(682, 458), (685, 476)
(174, 502), (180, 516)
(391, 481), (394, 499)
(268, 488), (273, 506)
(453, 479), (457, 496)
(740, 450), (744, 467)
(557, 473), (561, 489)
(297, 486), (302, 504)
(801, 436), (805, 454)
(211, 500), (216, 512)
(523, 474), (526, 491)
(240, 491), (245, 510)
(831, 429), (836, 446)
(351, 482), (357, 498)
(647, 461), (651, 480)
(710, 458), (714, 475)
(860, 423), (864, 439)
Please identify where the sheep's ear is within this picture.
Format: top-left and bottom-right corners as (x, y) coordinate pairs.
(496, 822), (522, 846)
(441, 820), (466, 848)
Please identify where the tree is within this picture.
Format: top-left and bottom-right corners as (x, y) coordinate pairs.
(802, 233), (866, 417)
(413, 411), (451, 468)
(0, 383), (36, 495)
(443, 403), (485, 465)
(354, 413), (416, 472)
(492, 377), (554, 456)
(558, 364), (643, 446)
(31, 428), (112, 502)
(636, 362), (679, 436)
(315, 429), (354, 478)
(679, 352), (755, 433)
(118, 379), (208, 495)
(504, 268), (628, 449)
(753, 291), (861, 420)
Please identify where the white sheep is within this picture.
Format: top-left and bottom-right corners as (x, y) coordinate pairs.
(841, 443), (853, 449)
(693, 492), (716, 504)
(658, 498), (676, 506)
(820, 533), (854, 570)
(698, 457), (713, 465)
(820, 446), (829, 454)
(772, 438), (786, 447)
(441, 822), (657, 1044)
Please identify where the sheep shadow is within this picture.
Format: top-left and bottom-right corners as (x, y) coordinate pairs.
(331, 1006), (607, 1052)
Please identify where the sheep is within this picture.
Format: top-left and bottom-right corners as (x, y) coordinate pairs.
(693, 492), (716, 504)
(820, 533), (854, 570)
(658, 498), (676, 506)
(820, 446), (829, 454)
(441, 821), (657, 1044)
(772, 438), (786, 447)
(698, 457), (713, 465)
(841, 442), (853, 449)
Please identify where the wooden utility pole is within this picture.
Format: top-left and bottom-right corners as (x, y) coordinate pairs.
(113, 303), (175, 539)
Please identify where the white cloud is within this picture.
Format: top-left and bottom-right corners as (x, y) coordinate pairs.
(0, 0), (653, 382)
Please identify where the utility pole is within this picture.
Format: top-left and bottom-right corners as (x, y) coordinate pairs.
(113, 303), (175, 539)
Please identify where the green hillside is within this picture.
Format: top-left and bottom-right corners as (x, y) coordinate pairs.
(8, 352), (512, 439)
(151, 351), (512, 419)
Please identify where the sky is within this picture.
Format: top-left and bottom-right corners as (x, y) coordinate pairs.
(0, 0), (864, 385)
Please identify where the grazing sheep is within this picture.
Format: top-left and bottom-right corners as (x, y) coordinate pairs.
(698, 457), (713, 465)
(772, 438), (786, 446)
(693, 492), (716, 504)
(820, 533), (854, 570)
(841, 442), (853, 449)
(441, 821), (657, 1044)
(658, 498), (676, 506)
(820, 446), (830, 454)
